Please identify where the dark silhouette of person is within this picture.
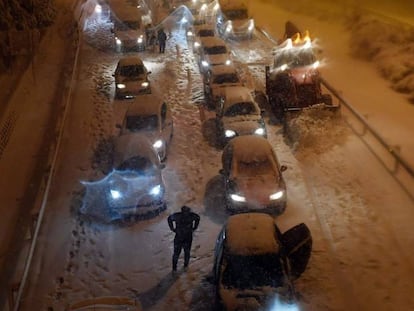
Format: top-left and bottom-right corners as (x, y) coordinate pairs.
(167, 206), (200, 271)
(157, 28), (167, 53)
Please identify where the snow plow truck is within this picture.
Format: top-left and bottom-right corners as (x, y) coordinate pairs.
(265, 22), (340, 122)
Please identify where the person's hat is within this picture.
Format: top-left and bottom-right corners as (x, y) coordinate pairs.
(181, 205), (191, 212)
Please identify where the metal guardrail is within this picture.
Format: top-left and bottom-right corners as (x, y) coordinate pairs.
(321, 77), (414, 200)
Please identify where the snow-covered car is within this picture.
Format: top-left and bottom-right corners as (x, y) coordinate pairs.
(220, 135), (288, 214)
(80, 135), (166, 220)
(216, 0), (254, 39)
(117, 94), (173, 162)
(113, 56), (151, 99)
(215, 86), (266, 146)
(213, 213), (312, 311)
(68, 296), (143, 310)
(198, 36), (233, 74)
(203, 64), (243, 108)
(187, 23), (216, 53)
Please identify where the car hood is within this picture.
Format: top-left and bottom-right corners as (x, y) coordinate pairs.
(221, 115), (263, 134)
(115, 30), (143, 40)
(233, 174), (282, 203)
(211, 83), (242, 98)
(117, 75), (147, 83)
(205, 54), (231, 66)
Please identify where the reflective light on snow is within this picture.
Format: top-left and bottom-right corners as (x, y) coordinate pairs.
(269, 298), (300, 311)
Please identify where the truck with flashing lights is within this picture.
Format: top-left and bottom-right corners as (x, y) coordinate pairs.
(265, 27), (339, 122)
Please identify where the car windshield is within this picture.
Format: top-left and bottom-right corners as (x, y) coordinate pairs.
(198, 29), (215, 37)
(116, 155), (157, 172)
(222, 253), (285, 289)
(223, 9), (248, 20)
(119, 65), (145, 77)
(204, 45), (228, 55)
(274, 48), (316, 68)
(236, 158), (277, 177)
(224, 102), (257, 117)
(212, 73), (240, 84)
(125, 115), (158, 131)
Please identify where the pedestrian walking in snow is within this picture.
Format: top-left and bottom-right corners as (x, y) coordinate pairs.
(157, 28), (167, 53)
(167, 206), (200, 271)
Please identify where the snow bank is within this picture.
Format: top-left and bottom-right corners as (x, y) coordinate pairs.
(345, 12), (414, 103)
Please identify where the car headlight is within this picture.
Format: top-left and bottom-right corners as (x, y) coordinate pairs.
(187, 30), (193, 36)
(115, 38), (122, 45)
(269, 190), (284, 200)
(254, 128), (265, 135)
(150, 184), (162, 196)
(141, 81), (149, 88)
(194, 41), (200, 48)
(280, 64), (288, 71)
(225, 129), (236, 138)
(225, 59), (232, 65)
(248, 20), (254, 32)
(230, 193), (246, 202)
(226, 23), (232, 33)
(117, 83), (126, 89)
(137, 37), (143, 43)
(153, 139), (163, 149)
(201, 60), (209, 67)
(110, 189), (122, 200)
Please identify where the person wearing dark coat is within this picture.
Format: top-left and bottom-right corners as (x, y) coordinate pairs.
(167, 205), (200, 271)
(157, 28), (167, 53)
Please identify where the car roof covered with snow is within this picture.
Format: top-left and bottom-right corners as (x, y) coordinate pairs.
(68, 295), (143, 310)
(225, 213), (280, 255)
(223, 86), (255, 107)
(200, 36), (228, 48)
(118, 56), (145, 67)
(226, 135), (275, 163)
(209, 64), (238, 76)
(124, 94), (163, 116)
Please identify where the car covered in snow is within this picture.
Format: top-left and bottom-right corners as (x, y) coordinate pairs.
(220, 135), (287, 214)
(215, 86), (266, 146)
(117, 94), (173, 162)
(187, 23), (216, 53)
(215, 0), (254, 39)
(203, 64), (243, 108)
(212, 213), (312, 311)
(198, 36), (233, 73)
(113, 56), (151, 99)
(80, 134), (166, 220)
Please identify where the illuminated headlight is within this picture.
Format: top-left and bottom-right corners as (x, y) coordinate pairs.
(248, 20), (254, 32)
(254, 128), (265, 135)
(115, 38), (122, 45)
(269, 190), (284, 200)
(230, 193), (246, 202)
(225, 129), (236, 138)
(153, 139), (163, 149)
(213, 3), (219, 11)
(94, 4), (102, 13)
(201, 60), (209, 67)
(187, 30), (193, 36)
(141, 81), (149, 88)
(225, 59), (232, 65)
(280, 64), (288, 71)
(117, 83), (126, 89)
(312, 60), (320, 69)
(150, 185), (162, 196)
(181, 17), (188, 24)
(137, 37), (143, 44)
(194, 41), (200, 48)
(110, 189), (122, 199)
(200, 4), (207, 11)
(225, 23), (232, 33)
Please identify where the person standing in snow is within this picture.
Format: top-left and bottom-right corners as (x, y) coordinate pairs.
(167, 205), (200, 271)
(157, 28), (167, 53)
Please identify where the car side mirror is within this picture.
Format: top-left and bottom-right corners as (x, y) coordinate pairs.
(282, 223), (312, 280)
(280, 165), (287, 172)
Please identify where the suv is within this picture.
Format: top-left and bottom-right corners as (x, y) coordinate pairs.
(213, 213), (312, 310)
(198, 36), (233, 74)
(117, 94), (173, 162)
(220, 135), (287, 214)
(114, 56), (151, 99)
(215, 86), (266, 146)
(203, 64), (243, 108)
